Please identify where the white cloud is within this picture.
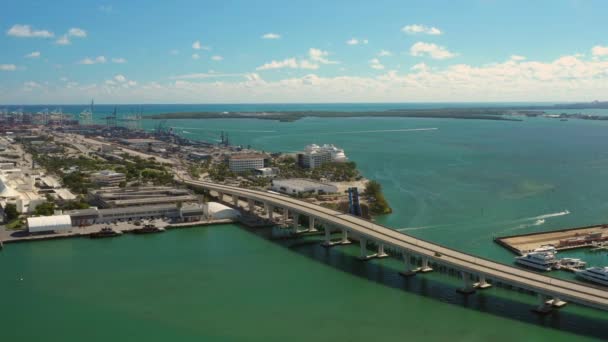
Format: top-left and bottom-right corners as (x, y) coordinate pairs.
(56, 35), (70, 45)
(192, 53), (200, 60)
(299, 60), (320, 70)
(79, 56), (107, 64)
(25, 51), (41, 58)
(112, 57), (127, 63)
(23, 81), (41, 91)
(369, 58), (384, 70)
(6, 24), (54, 38)
(262, 33), (281, 39)
(256, 58), (299, 70)
(114, 74), (127, 83)
(171, 73), (247, 80)
(591, 45), (608, 57)
(510, 55), (526, 61)
(68, 28), (87, 38)
(309, 48), (338, 64)
(60, 77), (68, 82)
(192, 40), (210, 50)
(211, 55), (223, 61)
(402, 24), (442, 35)
(410, 42), (456, 59)
(378, 50), (393, 57)
(410, 63), (429, 72)
(0, 64), (17, 71)
(347, 38), (368, 45)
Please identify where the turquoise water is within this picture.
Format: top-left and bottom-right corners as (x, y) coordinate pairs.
(3, 112), (608, 340)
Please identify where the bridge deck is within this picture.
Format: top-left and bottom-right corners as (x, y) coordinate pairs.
(187, 180), (608, 311)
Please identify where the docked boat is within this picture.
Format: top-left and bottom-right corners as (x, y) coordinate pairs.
(90, 227), (122, 239)
(576, 267), (608, 286)
(132, 224), (165, 234)
(555, 257), (587, 270)
(533, 245), (556, 254)
(515, 251), (558, 271)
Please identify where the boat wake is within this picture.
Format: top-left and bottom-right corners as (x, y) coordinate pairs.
(531, 210), (570, 220)
(328, 128), (438, 135)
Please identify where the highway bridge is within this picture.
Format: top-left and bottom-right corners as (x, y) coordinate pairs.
(186, 180), (608, 313)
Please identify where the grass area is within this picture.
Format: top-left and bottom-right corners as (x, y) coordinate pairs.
(6, 218), (24, 230)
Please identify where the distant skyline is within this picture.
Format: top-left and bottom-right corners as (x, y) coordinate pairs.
(1, 0), (608, 104)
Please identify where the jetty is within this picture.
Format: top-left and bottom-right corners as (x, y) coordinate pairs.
(495, 224), (608, 255)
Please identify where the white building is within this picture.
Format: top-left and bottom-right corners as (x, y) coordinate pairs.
(297, 144), (348, 169)
(228, 153), (267, 173)
(90, 170), (126, 187)
(204, 202), (240, 220)
(271, 179), (338, 195)
(27, 215), (72, 233)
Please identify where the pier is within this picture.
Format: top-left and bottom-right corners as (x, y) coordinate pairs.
(186, 179), (608, 313)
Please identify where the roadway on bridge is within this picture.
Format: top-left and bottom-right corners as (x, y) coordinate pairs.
(186, 180), (608, 312)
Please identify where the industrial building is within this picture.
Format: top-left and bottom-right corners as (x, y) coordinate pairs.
(89, 186), (198, 208)
(67, 203), (205, 226)
(27, 215), (72, 233)
(271, 179), (338, 195)
(228, 153), (269, 172)
(90, 170), (126, 187)
(297, 144), (348, 169)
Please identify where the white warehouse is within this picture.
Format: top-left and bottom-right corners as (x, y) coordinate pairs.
(204, 202), (241, 220)
(271, 179), (338, 195)
(27, 215), (73, 233)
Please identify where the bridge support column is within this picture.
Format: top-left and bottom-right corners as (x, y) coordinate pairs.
(322, 226), (333, 247)
(232, 195), (238, 207)
(399, 253), (420, 276)
(377, 244), (389, 258)
(533, 294), (553, 314)
(267, 205), (274, 221)
(546, 297), (567, 308)
(420, 257), (433, 273)
(308, 216), (317, 232)
(457, 271), (476, 294)
(358, 238), (378, 261)
(281, 208), (289, 225)
(217, 192), (224, 202)
(247, 199), (254, 212)
(340, 229), (351, 244)
(474, 274), (492, 289)
(292, 213), (300, 233)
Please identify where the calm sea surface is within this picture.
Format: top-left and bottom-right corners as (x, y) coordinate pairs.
(2, 103), (608, 341)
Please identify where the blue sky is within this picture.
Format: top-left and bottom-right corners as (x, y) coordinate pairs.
(1, 0), (608, 104)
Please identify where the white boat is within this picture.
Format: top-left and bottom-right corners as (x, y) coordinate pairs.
(533, 245), (556, 254)
(515, 251), (558, 271)
(576, 267), (608, 286)
(557, 257), (587, 269)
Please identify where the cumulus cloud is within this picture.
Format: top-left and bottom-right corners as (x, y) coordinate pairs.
(112, 57), (127, 63)
(510, 55), (527, 61)
(369, 58), (384, 70)
(378, 50), (393, 57)
(68, 28), (87, 37)
(192, 53), (200, 60)
(56, 35), (70, 45)
(308, 48), (338, 64)
(192, 40), (210, 50)
(0, 64), (17, 71)
(25, 51), (41, 58)
(23, 81), (41, 91)
(211, 55), (223, 61)
(114, 74), (127, 83)
(346, 38), (368, 45)
(257, 58), (304, 70)
(262, 33), (281, 39)
(410, 42), (456, 59)
(592, 45), (608, 57)
(6, 24), (54, 38)
(402, 24), (442, 35)
(170, 73), (247, 80)
(79, 56), (107, 64)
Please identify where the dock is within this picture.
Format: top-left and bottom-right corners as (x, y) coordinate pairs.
(495, 224), (608, 255)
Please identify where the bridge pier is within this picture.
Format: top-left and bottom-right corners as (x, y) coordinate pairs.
(308, 216), (317, 232)
(281, 208), (289, 225)
(358, 238), (378, 261)
(546, 297), (567, 308)
(534, 294), (554, 314)
(292, 213), (300, 233)
(474, 274), (492, 289)
(341, 229), (351, 245)
(232, 194), (238, 207)
(377, 244), (389, 258)
(457, 271), (476, 295)
(247, 199), (255, 212)
(322, 227), (351, 247)
(399, 253), (420, 276)
(267, 204), (274, 221)
(420, 257), (433, 273)
(217, 192), (224, 202)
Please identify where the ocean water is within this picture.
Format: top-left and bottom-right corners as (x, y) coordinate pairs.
(2, 104), (608, 340)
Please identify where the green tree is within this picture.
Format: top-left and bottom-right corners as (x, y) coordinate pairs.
(4, 203), (18, 221)
(34, 201), (56, 216)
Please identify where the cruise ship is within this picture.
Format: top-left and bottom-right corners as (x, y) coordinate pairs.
(576, 267), (608, 286)
(515, 251), (558, 271)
